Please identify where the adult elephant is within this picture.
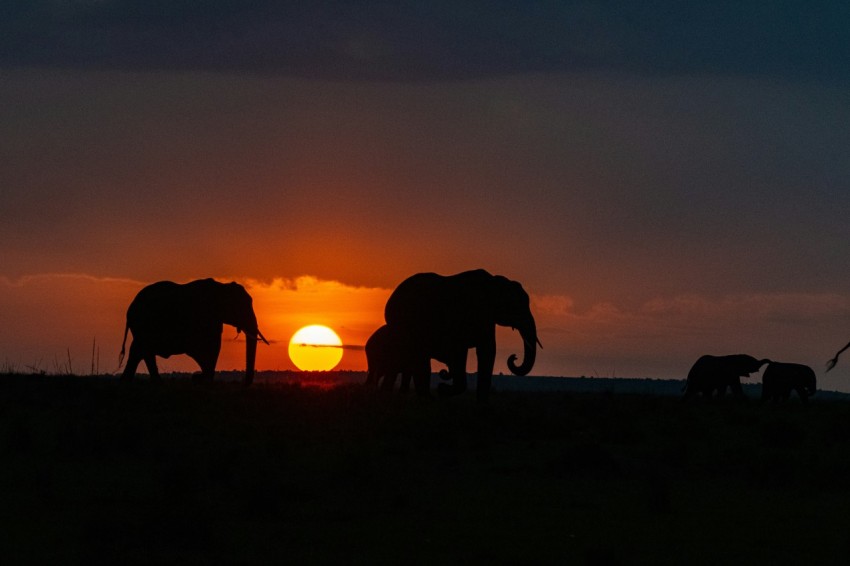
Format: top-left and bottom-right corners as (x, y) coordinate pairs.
(119, 279), (269, 385)
(682, 354), (770, 400)
(761, 362), (817, 403)
(826, 341), (850, 371)
(383, 269), (540, 401)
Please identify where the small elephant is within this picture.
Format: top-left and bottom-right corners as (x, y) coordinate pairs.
(364, 325), (452, 393)
(364, 325), (422, 392)
(384, 269), (540, 401)
(119, 279), (269, 385)
(683, 354), (770, 400)
(761, 362), (816, 403)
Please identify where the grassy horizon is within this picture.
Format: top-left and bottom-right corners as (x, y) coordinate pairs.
(3, 373), (849, 564)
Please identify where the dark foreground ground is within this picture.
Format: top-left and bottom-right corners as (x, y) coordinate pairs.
(2, 374), (850, 565)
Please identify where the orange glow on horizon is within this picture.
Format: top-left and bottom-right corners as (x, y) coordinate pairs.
(244, 277), (389, 371)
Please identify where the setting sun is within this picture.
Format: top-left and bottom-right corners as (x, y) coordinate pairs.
(288, 324), (343, 371)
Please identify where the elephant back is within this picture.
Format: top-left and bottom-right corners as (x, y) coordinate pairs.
(127, 279), (224, 334)
(387, 269), (495, 315)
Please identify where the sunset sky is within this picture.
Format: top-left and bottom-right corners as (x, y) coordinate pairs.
(2, 2), (849, 389)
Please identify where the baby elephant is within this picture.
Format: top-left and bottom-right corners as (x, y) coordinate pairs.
(364, 325), (420, 392)
(761, 362), (817, 403)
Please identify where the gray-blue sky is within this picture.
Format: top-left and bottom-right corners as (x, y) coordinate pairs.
(3, 1), (850, 82)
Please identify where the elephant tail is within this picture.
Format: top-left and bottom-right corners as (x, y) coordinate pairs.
(118, 322), (129, 368)
(827, 341), (850, 372)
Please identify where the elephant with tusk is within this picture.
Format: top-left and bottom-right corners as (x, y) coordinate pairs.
(119, 279), (269, 385)
(383, 269), (540, 401)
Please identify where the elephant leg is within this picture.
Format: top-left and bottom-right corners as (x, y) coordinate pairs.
(365, 370), (377, 388)
(476, 336), (496, 402)
(199, 349), (219, 381)
(400, 372), (412, 393)
(728, 377), (744, 398)
(366, 368), (390, 389)
(411, 358), (431, 397)
(199, 359), (217, 381)
(438, 350), (468, 398)
(121, 341), (144, 381)
(729, 379), (744, 399)
(190, 337), (221, 382)
(143, 354), (160, 383)
(381, 371), (399, 391)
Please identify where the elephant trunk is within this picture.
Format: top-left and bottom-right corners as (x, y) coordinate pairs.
(244, 332), (258, 386)
(507, 317), (538, 376)
(240, 312), (266, 387)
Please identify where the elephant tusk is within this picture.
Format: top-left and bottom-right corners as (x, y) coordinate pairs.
(257, 329), (270, 345)
(239, 328), (270, 345)
(520, 336), (543, 350)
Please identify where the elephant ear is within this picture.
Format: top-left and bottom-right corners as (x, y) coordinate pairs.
(498, 279), (530, 321)
(221, 281), (256, 336)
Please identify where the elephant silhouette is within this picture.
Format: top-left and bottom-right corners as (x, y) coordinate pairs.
(383, 269), (540, 401)
(826, 341), (850, 371)
(364, 324), (420, 392)
(761, 362), (817, 403)
(682, 354), (770, 400)
(364, 325), (453, 392)
(119, 279), (269, 385)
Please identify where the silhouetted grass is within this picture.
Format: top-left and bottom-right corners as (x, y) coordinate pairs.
(2, 373), (849, 564)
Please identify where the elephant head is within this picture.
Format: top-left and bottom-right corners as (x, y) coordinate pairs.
(797, 367), (817, 398)
(489, 276), (540, 376)
(737, 355), (771, 376)
(218, 282), (269, 386)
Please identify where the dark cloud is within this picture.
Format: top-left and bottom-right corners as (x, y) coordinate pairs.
(2, 1), (849, 81)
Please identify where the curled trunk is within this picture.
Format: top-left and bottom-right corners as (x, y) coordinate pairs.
(507, 318), (538, 376)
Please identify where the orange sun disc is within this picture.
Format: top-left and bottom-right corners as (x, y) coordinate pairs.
(288, 324), (343, 371)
